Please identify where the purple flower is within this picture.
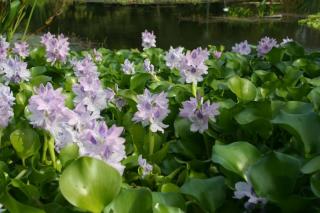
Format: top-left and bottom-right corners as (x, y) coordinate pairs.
(232, 40), (251, 55)
(179, 97), (219, 133)
(143, 59), (155, 73)
(41, 33), (69, 64)
(234, 182), (267, 209)
(13, 41), (29, 58)
(138, 155), (153, 177)
(0, 36), (9, 61)
(79, 121), (126, 174)
(213, 50), (222, 59)
(257, 37), (278, 57)
(121, 59), (135, 75)
(0, 56), (30, 84)
(72, 76), (110, 115)
(133, 89), (170, 133)
(280, 37), (293, 47)
(28, 83), (71, 129)
(0, 84), (15, 128)
(114, 97), (127, 110)
(142, 30), (156, 50)
(92, 48), (102, 62)
(178, 47), (209, 84)
(165, 47), (184, 69)
(72, 56), (99, 79)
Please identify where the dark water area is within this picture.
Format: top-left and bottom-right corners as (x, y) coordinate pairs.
(30, 3), (320, 51)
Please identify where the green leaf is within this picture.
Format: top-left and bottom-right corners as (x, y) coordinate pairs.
(105, 188), (152, 213)
(247, 152), (301, 202)
(301, 156), (320, 174)
(311, 172), (320, 197)
(59, 144), (79, 168)
(212, 142), (261, 177)
(60, 157), (121, 213)
(10, 128), (40, 161)
(152, 192), (186, 210)
(153, 203), (184, 213)
(308, 87), (320, 111)
(181, 176), (226, 212)
(30, 75), (52, 86)
(272, 101), (320, 155)
(227, 75), (257, 101)
(130, 73), (152, 92)
(0, 191), (45, 213)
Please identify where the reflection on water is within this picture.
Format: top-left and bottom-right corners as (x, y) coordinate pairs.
(29, 3), (320, 50)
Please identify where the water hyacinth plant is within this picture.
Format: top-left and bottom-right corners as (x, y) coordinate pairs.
(0, 31), (320, 213)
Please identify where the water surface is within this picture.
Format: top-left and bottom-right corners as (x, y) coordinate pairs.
(30, 3), (320, 50)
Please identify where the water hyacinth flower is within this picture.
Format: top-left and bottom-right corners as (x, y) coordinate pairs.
(234, 181), (267, 209)
(0, 56), (30, 84)
(280, 37), (293, 46)
(28, 83), (73, 129)
(121, 59), (135, 75)
(72, 76), (110, 115)
(92, 48), (102, 62)
(72, 56), (99, 79)
(138, 155), (153, 177)
(0, 35), (9, 61)
(179, 97), (219, 133)
(142, 30), (156, 49)
(13, 41), (29, 58)
(179, 47), (209, 84)
(165, 46), (184, 69)
(143, 58), (155, 74)
(79, 121), (126, 174)
(41, 32), (70, 64)
(257, 36), (278, 56)
(213, 50), (222, 59)
(133, 89), (170, 133)
(0, 84), (15, 128)
(232, 40), (251, 55)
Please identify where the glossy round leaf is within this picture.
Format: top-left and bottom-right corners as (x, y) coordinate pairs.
(181, 176), (226, 212)
(227, 75), (257, 101)
(247, 152), (301, 202)
(212, 141), (261, 177)
(105, 188), (152, 213)
(59, 157), (121, 213)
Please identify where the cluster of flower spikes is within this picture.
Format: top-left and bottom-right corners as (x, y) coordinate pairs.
(71, 55), (127, 174)
(0, 35), (30, 85)
(27, 36), (126, 174)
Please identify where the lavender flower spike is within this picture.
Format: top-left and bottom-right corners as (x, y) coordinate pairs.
(13, 41), (29, 58)
(0, 56), (30, 84)
(138, 155), (153, 177)
(234, 181), (267, 209)
(28, 83), (69, 129)
(178, 47), (209, 84)
(133, 89), (170, 133)
(0, 35), (9, 61)
(165, 46), (184, 69)
(179, 97), (219, 133)
(143, 59), (155, 73)
(257, 36), (278, 57)
(41, 33), (70, 64)
(280, 37), (293, 47)
(142, 30), (156, 50)
(79, 121), (126, 175)
(0, 84), (15, 128)
(232, 40), (251, 55)
(122, 59), (135, 75)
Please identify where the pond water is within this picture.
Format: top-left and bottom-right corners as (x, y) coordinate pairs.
(30, 2), (320, 50)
